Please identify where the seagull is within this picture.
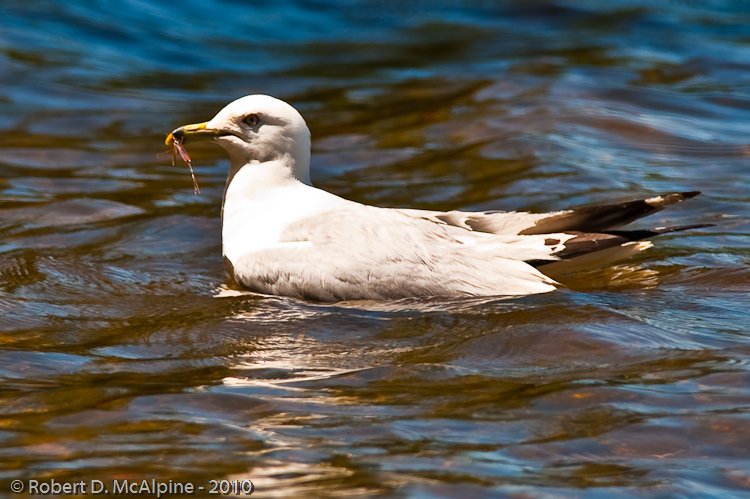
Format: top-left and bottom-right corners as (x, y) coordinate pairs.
(166, 95), (709, 302)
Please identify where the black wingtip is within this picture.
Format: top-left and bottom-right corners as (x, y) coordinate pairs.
(680, 191), (701, 200)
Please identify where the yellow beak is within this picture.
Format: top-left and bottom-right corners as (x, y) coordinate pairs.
(165, 122), (224, 145)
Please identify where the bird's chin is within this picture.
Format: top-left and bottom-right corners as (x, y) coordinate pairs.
(214, 135), (248, 154)
(214, 140), (257, 166)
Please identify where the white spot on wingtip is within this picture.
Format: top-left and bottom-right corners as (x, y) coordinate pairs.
(645, 196), (664, 205)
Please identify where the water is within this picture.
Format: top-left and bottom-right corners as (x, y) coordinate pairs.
(1, 1), (750, 497)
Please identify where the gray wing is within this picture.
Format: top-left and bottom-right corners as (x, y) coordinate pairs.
(231, 205), (560, 302)
(397, 191), (700, 235)
(395, 191), (707, 271)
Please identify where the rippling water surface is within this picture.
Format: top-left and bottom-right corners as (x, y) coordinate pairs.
(2, 1), (750, 497)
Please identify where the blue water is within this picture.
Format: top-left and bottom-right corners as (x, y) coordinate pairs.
(2, 1), (750, 498)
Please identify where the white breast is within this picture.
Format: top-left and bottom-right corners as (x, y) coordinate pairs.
(221, 164), (341, 266)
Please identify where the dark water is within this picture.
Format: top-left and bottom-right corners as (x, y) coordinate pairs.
(2, 1), (750, 497)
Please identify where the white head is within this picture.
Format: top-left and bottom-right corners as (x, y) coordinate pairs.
(168, 95), (312, 184)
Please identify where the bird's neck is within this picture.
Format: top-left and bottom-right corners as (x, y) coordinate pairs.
(225, 150), (311, 189)
(222, 158), (299, 211)
(220, 157), (331, 267)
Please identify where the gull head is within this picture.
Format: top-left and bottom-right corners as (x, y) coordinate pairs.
(166, 95), (312, 184)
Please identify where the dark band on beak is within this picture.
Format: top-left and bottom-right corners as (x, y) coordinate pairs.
(166, 122), (225, 146)
(169, 127), (186, 144)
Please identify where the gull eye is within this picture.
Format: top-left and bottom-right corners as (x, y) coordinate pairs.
(244, 114), (260, 127)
